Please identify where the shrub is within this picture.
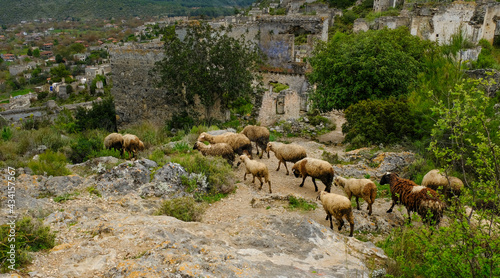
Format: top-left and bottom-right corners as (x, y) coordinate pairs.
(34, 127), (70, 152)
(170, 152), (235, 195)
(74, 97), (117, 132)
(0, 216), (56, 273)
(1, 126), (12, 141)
(28, 150), (71, 176)
(156, 196), (205, 222)
(69, 132), (103, 164)
(342, 97), (422, 148)
(54, 108), (77, 133)
(53, 192), (80, 203)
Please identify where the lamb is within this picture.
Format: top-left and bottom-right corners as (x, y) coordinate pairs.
(122, 134), (145, 158)
(421, 169), (464, 199)
(266, 142), (307, 175)
(104, 133), (124, 155)
(193, 141), (234, 165)
(237, 154), (272, 193)
(334, 175), (377, 216)
(380, 172), (445, 225)
(291, 157), (334, 192)
(198, 132), (252, 157)
(317, 190), (354, 237)
(240, 125), (270, 159)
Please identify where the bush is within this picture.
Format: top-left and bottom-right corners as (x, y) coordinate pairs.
(287, 196), (317, 211)
(28, 150), (71, 176)
(54, 108), (77, 133)
(69, 132), (103, 163)
(342, 97), (422, 148)
(170, 152), (235, 195)
(1, 126), (12, 141)
(0, 216), (56, 273)
(156, 196), (205, 222)
(74, 97), (117, 132)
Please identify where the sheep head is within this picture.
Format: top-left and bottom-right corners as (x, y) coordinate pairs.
(236, 154), (250, 167)
(379, 172), (393, 185)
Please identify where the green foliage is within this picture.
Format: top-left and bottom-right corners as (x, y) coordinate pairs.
(166, 111), (195, 132)
(49, 63), (71, 82)
(54, 108), (77, 133)
(309, 27), (436, 111)
(28, 150), (71, 176)
(74, 97), (116, 132)
(170, 152), (235, 195)
(1, 126), (12, 141)
(181, 175), (198, 193)
(327, 0), (357, 9)
(87, 185), (102, 197)
(270, 82), (289, 93)
(269, 7), (286, 15)
(381, 77), (500, 277)
(342, 97), (422, 148)
(53, 192), (80, 202)
(156, 196), (205, 222)
(0, 216), (56, 273)
(287, 195), (317, 211)
(69, 132), (103, 163)
(474, 39), (500, 70)
(152, 23), (263, 119)
(172, 141), (190, 153)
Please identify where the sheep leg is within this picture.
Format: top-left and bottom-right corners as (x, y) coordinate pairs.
(276, 160), (281, 171)
(299, 176), (307, 187)
(255, 142), (259, 156)
(283, 162), (290, 175)
(387, 201), (396, 213)
(243, 172), (247, 181)
(325, 214), (330, 221)
(252, 174), (256, 184)
(355, 197), (360, 210)
(337, 218), (344, 231)
(257, 176), (263, 189)
(267, 181), (272, 194)
(311, 178), (319, 192)
(348, 216), (354, 237)
(329, 214), (334, 230)
(367, 202), (372, 216)
(406, 207), (412, 223)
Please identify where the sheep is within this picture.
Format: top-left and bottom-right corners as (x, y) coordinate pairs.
(236, 154), (272, 193)
(122, 134), (145, 158)
(334, 175), (377, 216)
(291, 157), (334, 192)
(198, 132), (252, 157)
(104, 133), (124, 155)
(421, 169), (464, 199)
(317, 190), (354, 237)
(193, 141), (234, 165)
(380, 172), (445, 225)
(266, 142), (307, 175)
(240, 125), (270, 159)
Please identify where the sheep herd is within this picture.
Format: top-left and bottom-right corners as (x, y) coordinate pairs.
(104, 125), (463, 237)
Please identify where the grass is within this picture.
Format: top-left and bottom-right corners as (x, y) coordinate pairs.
(156, 196), (206, 222)
(376, 181), (391, 199)
(287, 195), (317, 211)
(0, 216), (56, 273)
(87, 185), (102, 197)
(53, 192), (80, 203)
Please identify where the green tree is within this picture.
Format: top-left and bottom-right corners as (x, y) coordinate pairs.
(33, 48), (40, 58)
(27, 48), (33, 56)
(55, 54), (64, 63)
(151, 23), (263, 119)
(381, 77), (500, 277)
(308, 27), (436, 111)
(74, 97), (117, 132)
(50, 63), (70, 82)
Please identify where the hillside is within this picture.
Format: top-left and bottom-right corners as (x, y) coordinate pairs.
(0, 0), (255, 24)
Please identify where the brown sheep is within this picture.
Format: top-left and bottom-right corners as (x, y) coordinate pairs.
(240, 125), (270, 159)
(237, 154), (272, 193)
(317, 191), (354, 237)
(421, 169), (464, 199)
(380, 172), (445, 225)
(291, 158), (334, 192)
(104, 133), (124, 155)
(266, 142), (307, 175)
(123, 134), (145, 158)
(334, 175), (377, 216)
(198, 132), (252, 157)
(193, 141), (234, 165)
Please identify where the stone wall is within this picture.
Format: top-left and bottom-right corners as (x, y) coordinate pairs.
(258, 88), (306, 126)
(0, 100), (96, 122)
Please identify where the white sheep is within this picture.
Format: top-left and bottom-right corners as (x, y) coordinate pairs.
(292, 157), (334, 192)
(317, 190), (354, 237)
(334, 175), (377, 215)
(193, 141), (234, 165)
(421, 169), (464, 199)
(237, 154), (272, 193)
(104, 133), (124, 155)
(198, 132), (252, 157)
(266, 142), (307, 175)
(240, 125), (270, 159)
(123, 134), (145, 159)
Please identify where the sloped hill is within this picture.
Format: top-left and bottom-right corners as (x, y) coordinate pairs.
(0, 0), (255, 24)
